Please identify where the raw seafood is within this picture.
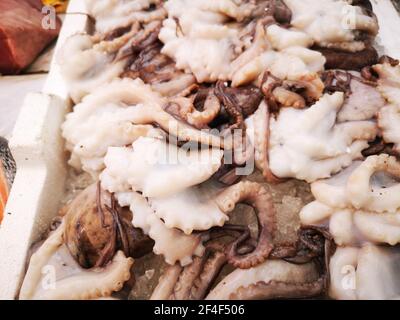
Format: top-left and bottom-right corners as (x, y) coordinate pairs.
(329, 244), (400, 300)
(215, 181), (277, 269)
(58, 29), (137, 103)
(373, 62), (400, 153)
(63, 183), (153, 268)
(62, 78), (228, 176)
(62, 78), (165, 176)
(284, 0), (378, 52)
(100, 136), (224, 197)
(269, 92), (377, 182)
(19, 223), (133, 300)
(86, 0), (166, 34)
(159, 0), (257, 82)
(206, 259), (322, 300)
(116, 192), (205, 266)
(300, 155), (400, 246)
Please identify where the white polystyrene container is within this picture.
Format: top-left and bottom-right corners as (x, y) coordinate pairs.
(0, 0), (399, 300)
(0, 0), (91, 299)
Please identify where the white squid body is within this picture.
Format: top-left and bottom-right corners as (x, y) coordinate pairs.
(19, 223), (133, 300)
(116, 191), (205, 267)
(62, 78), (165, 177)
(269, 92), (377, 182)
(300, 155), (400, 246)
(330, 245), (400, 300)
(283, 0), (378, 52)
(374, 63), (400, 153)
(100, 136), (223, 197)
(85, 0), (166, 34)
(206, 259), (320, 300)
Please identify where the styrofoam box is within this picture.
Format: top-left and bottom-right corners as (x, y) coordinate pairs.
(0, 0), (91, 299)
(0, 0), (399, 300)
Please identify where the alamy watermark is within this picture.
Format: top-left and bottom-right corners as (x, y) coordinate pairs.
(41, 5), (57, 30)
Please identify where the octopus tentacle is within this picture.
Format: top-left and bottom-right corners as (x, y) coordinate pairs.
(246, 101), (284, 183)
(229, 278), (324, 300)
(19, 222), (133, 300)
(150, 264), (183, 300)
(347, 154), (400, 212)
(34, 251), (132, 300)
(188, 250), (227, 300)
(117, 192), (205, 266)
(167, 92), (221, 129)
(168, 254), (209, 300)
(215, 181), (277, 269)
(186, 92), (221, 129)
(215, 81), (245, 131)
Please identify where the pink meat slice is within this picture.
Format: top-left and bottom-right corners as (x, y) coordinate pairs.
(0, 0), (61, 74)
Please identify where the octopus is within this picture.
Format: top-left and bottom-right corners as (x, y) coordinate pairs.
(245, 101), (281, 183)
(101, 138), (278, 268)
(58, 25), (140, 103)
(330, 244), (400, 300)
(115, 191), (206, 266)
(284, 0), (379, 52)
(231, 45), (326, 91)
(214, 81), (263, 130)
(19, 187), (144, 299)
(300, 155), (400, 246)
(283, 0), (380, 70)
(204, 226), (331, 300)
(261, 70), (324, 110)
(322, 70), (385, 122)
(315, 45), (378, 70)
(62, 183), (153, 268)
(158, 0), (273, 83)
(85, 0), (167, 34)
(151, 225), (331, 300)
(150, 228), (244, 300)
(206, 259), (323, 300)
(373, 61), (400, 153)
(101, 138), (286, 270)
(214, 181), (277, 269)
(268, 92), (378, 182)
(100, 136), (224, 198)
(20, 230), (132, 300)
(62, 78), (230, 177)
(117, 20), (197, 97)
(122, 40), (196, 97)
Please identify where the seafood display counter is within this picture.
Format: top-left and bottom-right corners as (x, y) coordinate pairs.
(0, 0), (400, 300)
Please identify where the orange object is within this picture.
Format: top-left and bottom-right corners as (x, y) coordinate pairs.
(0, 163), (9, 223)
(42, 0), (69, 13)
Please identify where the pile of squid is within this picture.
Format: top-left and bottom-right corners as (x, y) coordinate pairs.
(19, 0), (400, 300)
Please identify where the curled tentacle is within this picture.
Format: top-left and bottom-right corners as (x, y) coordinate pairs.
(261, 71), (317, 111)
(166, 91), (221, 129)
(215, 181), (277, 269)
